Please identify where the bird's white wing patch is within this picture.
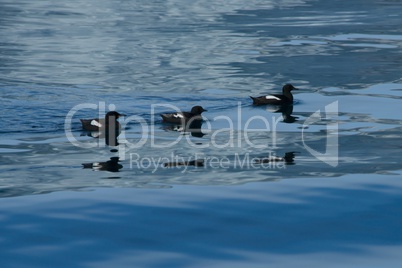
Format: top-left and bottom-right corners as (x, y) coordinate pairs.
(265, 95), (281, 100)
(91, 162), (102, 170)
(90, 120), (102, 127)
(173, 113), (184, 119)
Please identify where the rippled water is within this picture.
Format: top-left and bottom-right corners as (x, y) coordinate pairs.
(1, 0), (402, 266)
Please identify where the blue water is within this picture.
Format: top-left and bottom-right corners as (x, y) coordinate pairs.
(1, 0), (402, 267)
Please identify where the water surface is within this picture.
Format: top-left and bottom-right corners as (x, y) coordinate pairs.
(1, 0), (402, 266)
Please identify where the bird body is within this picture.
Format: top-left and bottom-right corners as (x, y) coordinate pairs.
(161, 106), (207, 124)
(250, 84), (298, 105)
(80, 111), (124, 132)
(80, 111), (125, 146)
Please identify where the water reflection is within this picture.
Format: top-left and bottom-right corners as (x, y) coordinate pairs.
(268, 104), (298, 123)
(162, 120), (206, 138)
(164, 159), (205, 168)
(254, 152), (297, 165)
(82, 157), (123, 172)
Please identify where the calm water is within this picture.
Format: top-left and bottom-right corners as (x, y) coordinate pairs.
(1, 0), (402, 266)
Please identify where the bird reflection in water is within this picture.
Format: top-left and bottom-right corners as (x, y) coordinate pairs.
(267, 104), (298, 123)
(82, 157), (123, 172)
(162, 119), (206, 138)
(164, 159), (205, 168)
(254, 152), (297, 165)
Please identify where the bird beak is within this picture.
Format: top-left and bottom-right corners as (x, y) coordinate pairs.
(118, 113), (126, 117)
(202, 108), (207, 112)
(293, 87), (299, 90)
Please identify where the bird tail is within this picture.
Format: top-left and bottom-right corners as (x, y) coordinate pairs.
(160, 114), (168, 122)
(250, 96), (258, 105)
